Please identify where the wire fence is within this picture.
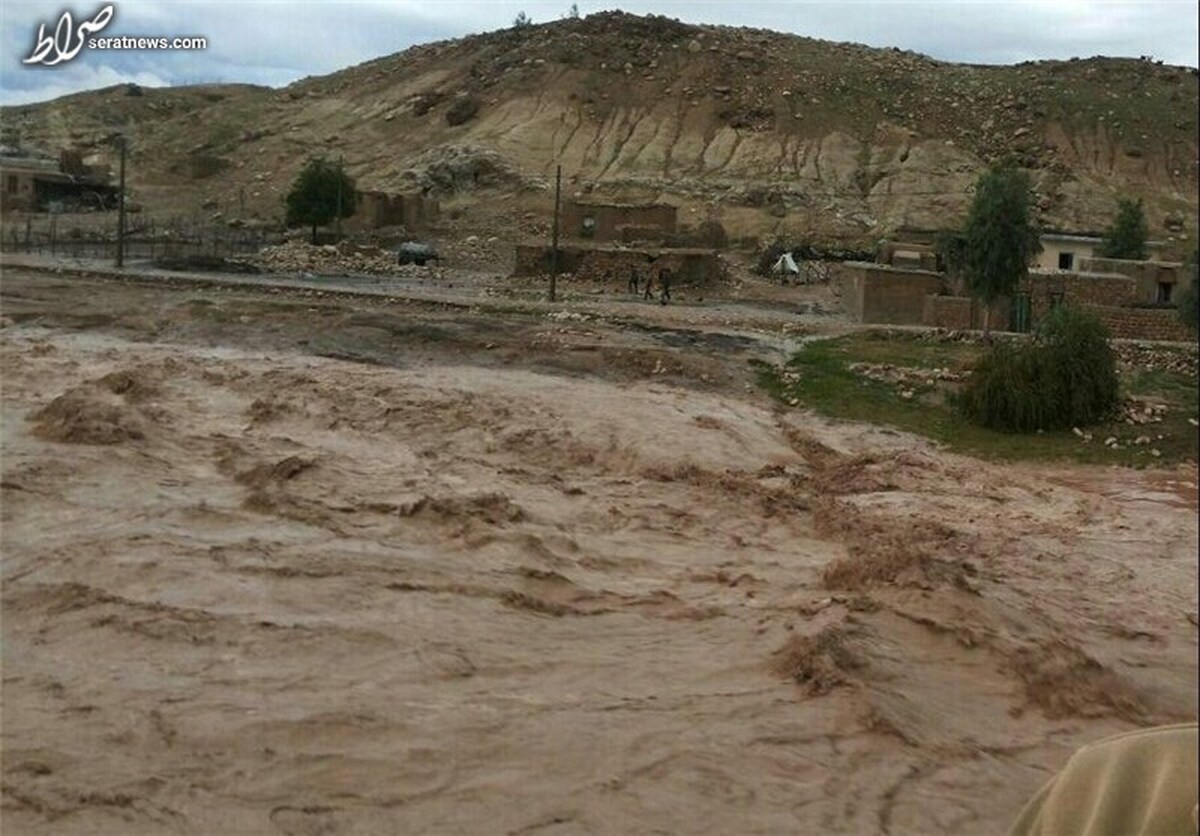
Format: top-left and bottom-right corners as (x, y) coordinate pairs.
(0, 214), (283, 260)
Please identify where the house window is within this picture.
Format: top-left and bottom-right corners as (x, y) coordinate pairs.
(1157, 282), (1174, 304)
(1058, 252), (1074, 270)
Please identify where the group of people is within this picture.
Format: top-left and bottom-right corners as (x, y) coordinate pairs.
(626, 265), (672, 304)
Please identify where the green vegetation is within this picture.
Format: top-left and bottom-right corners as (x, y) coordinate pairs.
(1098, 198), (1150, 260)
(961, 163), (1042, 339)
(757, 330), (1197, 466)
(934, 229), (967, 277)
(1179, 250), (1198, 331)
(959, 307), (1119, 432)
(284, 158), (356, 244)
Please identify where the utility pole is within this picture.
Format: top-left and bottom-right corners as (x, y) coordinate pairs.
(549, 164), (561, 302)
(115, 135), (127, 268)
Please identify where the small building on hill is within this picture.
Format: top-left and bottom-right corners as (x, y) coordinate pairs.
(352, 190), (440, 230)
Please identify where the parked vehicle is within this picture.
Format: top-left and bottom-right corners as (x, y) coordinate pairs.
(396, 241), (439, 266)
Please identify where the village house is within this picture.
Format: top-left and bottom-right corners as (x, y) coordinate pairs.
(1036, 230), (1165, 272)
(1, 148), (118, 213)
(845, 227), (1191, 342)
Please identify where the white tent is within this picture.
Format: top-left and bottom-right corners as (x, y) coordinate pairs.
(771, 252), (800, 275)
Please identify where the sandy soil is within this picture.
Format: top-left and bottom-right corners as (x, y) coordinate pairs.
(1, 268), (1196, 835)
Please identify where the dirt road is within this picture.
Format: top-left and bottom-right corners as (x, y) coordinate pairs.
(2, 267), (1196, 835)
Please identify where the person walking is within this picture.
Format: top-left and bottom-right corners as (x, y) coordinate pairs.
(627, 266), (639, 295)
(659, 267), (672, 305)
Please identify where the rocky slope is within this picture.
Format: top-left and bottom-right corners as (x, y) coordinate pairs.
(3, 12), (1197, 249)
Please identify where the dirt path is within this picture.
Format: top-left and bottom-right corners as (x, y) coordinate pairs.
(2, 270), (1196, 834)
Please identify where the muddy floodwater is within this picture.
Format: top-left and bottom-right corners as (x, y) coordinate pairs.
(2, 269), (1196, 834)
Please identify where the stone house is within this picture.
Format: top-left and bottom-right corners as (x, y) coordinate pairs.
(1036, 231), (1165, 272)
(843, 259), (1191, 342)
(1, 150), (118, 212)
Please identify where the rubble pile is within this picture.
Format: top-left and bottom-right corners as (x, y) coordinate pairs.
(1113, 343), (1198, 377)
(1115, 397), (1169, 426)
(847, 361), (969, 401)
(438, 233), (510, 267)
(254, 240), (444, 278)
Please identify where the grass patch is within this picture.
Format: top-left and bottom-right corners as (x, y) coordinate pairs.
(758, 332), (1198, 466)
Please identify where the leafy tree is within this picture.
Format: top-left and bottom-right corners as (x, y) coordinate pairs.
(934, 229), (968, 279)
(566, 3), (579, 18)
(513, 10), (532, 27)
(1098, 198), (1149, 260)
(284, 157), (356, 244)
(962, 163), (1042, 339)
(1179, 248), (1198, 331)
(960, 306), (1119, 432)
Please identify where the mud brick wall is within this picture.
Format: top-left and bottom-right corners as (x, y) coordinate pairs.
(1084, 305), (1194, 342)
(1022, 271), (1137, 320)
(1079, 257), (1185, 305)
(353, 191), (440, 230)
(513, 244), (721, 284)
(923, 295), (973, 329)
(619, 225), (669, 244)
(923, 295), (1012, 331)
(562, 202), (678, 242)
(840, 262), (945, 324)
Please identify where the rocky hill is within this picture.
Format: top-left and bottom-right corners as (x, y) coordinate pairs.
(3, 11), (1197, 251)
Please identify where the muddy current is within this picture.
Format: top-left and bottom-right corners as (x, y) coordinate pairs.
(1, 272), (1196, 835)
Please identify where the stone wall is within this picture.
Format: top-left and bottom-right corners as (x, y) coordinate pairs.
(1079, 257), (1186, 305)
(840, 262), (945, 325)
(1085, 305), (1193, 342)
(878, 240), (939, 272)
(1022, 270), (1137, 320)
(922, 295), (1012, 331)
(923, 295), (972, 329)
(513, 243), (722, 285)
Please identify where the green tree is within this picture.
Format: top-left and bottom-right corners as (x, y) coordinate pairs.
(1179, 248), (1198, 331)
(513, 10), (532, 27)
(962, 163), (1042, 339)
(284, 157), (356, 244)
(1098, 198), (1149, 260)
(934, 229), (968, 279)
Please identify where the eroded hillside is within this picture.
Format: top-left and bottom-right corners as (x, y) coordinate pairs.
(3, 12), (1197, 247)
